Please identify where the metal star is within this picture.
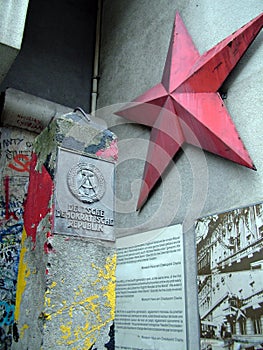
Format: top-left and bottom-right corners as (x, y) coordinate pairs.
(116, 12), (263, 210)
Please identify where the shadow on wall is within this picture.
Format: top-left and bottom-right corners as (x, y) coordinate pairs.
(0, 0), (98, 111)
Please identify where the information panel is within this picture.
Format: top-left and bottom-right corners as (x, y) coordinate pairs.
(116, 225), (187, 350)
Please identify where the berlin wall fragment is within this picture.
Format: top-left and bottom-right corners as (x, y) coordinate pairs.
(0, 127), (35, 349)
(12, 112), (117, 350)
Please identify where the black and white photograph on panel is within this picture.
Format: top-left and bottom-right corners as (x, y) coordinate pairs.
(195, 202), (263, 350)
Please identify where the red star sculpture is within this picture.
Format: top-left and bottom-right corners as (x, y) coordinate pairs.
(116, 12), (263, 210)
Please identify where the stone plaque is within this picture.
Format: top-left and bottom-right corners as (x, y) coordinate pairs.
(54, 147), (115, 241)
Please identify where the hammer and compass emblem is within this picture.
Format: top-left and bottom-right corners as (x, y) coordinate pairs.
(67, 163), (105, 203)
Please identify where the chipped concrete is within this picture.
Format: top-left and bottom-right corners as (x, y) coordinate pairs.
(12, 114), (117, 349)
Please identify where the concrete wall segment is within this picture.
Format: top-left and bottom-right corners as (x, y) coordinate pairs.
(0, 126), (35, 349)
(42, 236), (116, 350)
(0, 89), (72, 133)
(0, 96), (76, 350)
(12, 115), (117, 349)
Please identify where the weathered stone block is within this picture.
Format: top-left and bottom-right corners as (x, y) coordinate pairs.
(12, 113), (117, 350)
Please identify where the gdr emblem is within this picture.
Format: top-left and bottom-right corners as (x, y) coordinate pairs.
(67, 163), (105, 203)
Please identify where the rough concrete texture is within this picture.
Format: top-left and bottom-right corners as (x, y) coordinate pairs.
(0, 88), (72, 133)
(0, 0), (29, 83)
(12, 114), (117, 349)
(97, 1), (263, 349)
(0, 91), (75, 349)
(0, 127), (35, 349)
(42, 237), (116, 349)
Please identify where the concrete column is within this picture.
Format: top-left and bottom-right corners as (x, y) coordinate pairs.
(12, 113), (117, 350)
(0, 88), (77, 350)
(236, 321), (241, 336)
(246, 317), (254, 336)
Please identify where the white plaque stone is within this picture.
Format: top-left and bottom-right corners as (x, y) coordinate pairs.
(54, 147), (115, 241)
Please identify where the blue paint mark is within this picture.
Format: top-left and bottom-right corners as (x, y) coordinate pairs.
(0, 302), (14, 327)
(0, 223), (22, 348)
(0, 223), (23, 242)
(104, 322), (114, 350)
(85, 130), (115, 154)
(0, 326), (12, 349)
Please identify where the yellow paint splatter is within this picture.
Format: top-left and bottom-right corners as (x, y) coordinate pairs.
(50, 281), (57, 288)
(104, 254), (116, 320)
(44, 281), (57, 308)
(92, 254), (117, 320)
(44, 296), (51, 308)
(60, 322), (72, 340)
(14, 228), (31, 321)
(48, 253), (117, 349)
(74, 285), (83, 297)
(43, 312), (52, 321)
(19, 324), (29, 339)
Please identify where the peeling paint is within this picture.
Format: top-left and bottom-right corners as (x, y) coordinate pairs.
(7, 117), (117, 349)
(43, 241), (55, 254)
(23, 153), (53, 246)
(34, 117), (75, 174)
(33, 120), (57, 174)
(96, 139), (118, 161)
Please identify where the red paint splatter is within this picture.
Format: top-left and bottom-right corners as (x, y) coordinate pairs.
(46, 231), (54, 238)
(96, 139), (118, 161)
(43, 241), (55, 254)
(8, 154), (31, 172)
(23, 153), (53, 247)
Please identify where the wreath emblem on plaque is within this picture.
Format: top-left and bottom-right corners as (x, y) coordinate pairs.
(67, 163), (105, 203)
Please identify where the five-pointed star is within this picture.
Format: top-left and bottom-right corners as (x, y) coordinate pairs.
(116, 12), (263, 210)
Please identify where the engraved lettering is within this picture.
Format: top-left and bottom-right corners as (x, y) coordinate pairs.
(65, 204), (114, 228)
(54, 149), (114, 241)
(68, 220), (104, 232)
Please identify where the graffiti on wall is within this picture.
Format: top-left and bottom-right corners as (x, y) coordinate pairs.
(0, 137), (32, 173)
(0, 177), (24, 349)
(0, 128), (34, 349)
(12, 120), (118, 349)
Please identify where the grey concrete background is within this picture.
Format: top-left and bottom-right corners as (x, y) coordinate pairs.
(0, 0), (97, 112)
(97, 1), (263, 349)
(98, 0), (263, 231)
